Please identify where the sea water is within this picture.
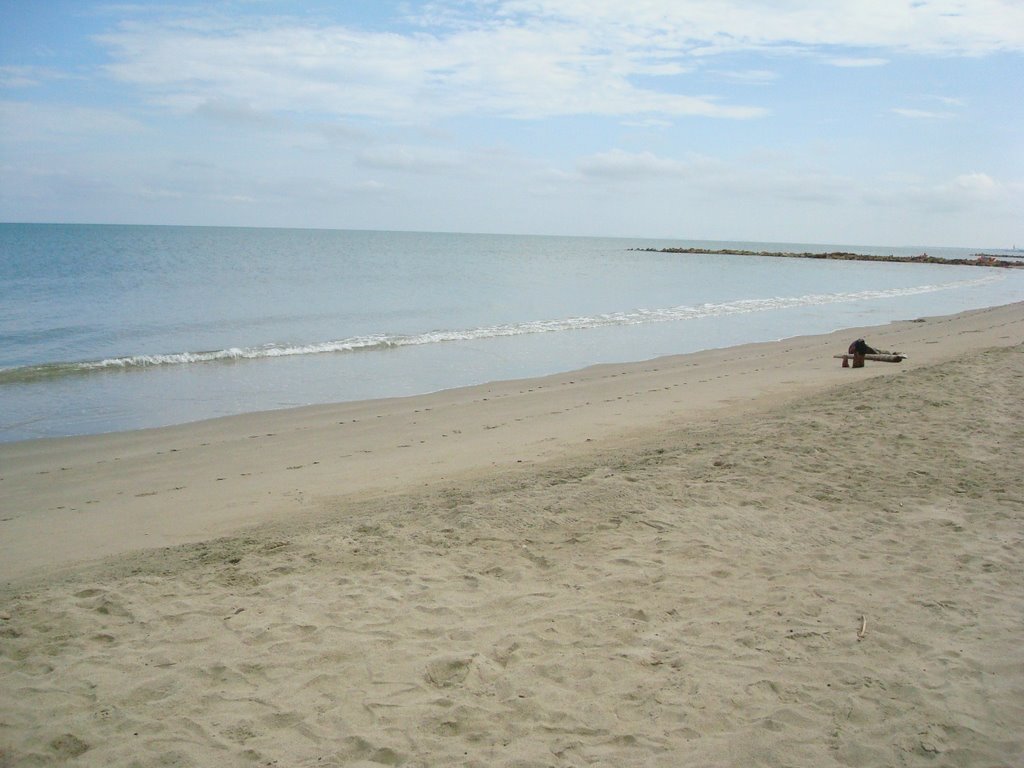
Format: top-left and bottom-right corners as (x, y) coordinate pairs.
(2, 223), (1022, 442)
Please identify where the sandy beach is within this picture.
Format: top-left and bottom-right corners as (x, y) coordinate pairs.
(1, 302), (1022, 766)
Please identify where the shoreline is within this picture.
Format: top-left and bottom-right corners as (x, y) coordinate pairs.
(1, 303), (1021, 766)
(2, 301), (1022, 582)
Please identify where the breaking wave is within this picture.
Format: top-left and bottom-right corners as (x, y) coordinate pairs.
(0, 276), (1000, 384)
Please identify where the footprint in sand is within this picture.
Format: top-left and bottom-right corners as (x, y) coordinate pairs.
(49, 734), (90, 760)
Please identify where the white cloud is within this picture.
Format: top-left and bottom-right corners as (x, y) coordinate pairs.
(492, 0), (1024, 55)
(891, 107), (955, 119)
(892, 93), (968, 119)
(90, 8), (768, 124)
(0, 65), (71, 88)
(576, 149), (702, 179)
(712, 69), (780, 84)
(826, 57), (889, 67)
(864, 171), (1021, 214)
(0, 101), (144, 141)
(210, 193), (257, 204)
(138, 187), (184, 200)
(953, 172), (1000, 197)
(355, 145), (474, 175)
(87, 1), (1024, 129)
(193, 98), (283, 127)
(4, 1), (1020, 244)
(570, 149), (854, 207)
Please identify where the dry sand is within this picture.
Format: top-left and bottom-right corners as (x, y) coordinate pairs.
(1, 302), (1022, 767)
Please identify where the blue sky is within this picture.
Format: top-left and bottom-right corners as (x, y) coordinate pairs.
(1, 0), (1021, 247)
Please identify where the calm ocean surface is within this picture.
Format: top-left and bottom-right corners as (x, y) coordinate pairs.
(2, 223), (1022, 443)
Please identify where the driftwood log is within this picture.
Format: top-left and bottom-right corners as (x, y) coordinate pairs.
(833, 353), (905, 363)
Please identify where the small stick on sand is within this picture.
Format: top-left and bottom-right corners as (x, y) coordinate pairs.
(857, 615), (868, 640)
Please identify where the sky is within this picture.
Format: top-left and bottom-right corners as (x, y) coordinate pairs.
(1, 1), (1022, 247)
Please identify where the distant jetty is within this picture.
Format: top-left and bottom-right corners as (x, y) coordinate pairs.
(630, 247), (1024, 268)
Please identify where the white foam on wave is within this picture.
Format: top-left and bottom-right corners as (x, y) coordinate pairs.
(1, 274), (1001, 380)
